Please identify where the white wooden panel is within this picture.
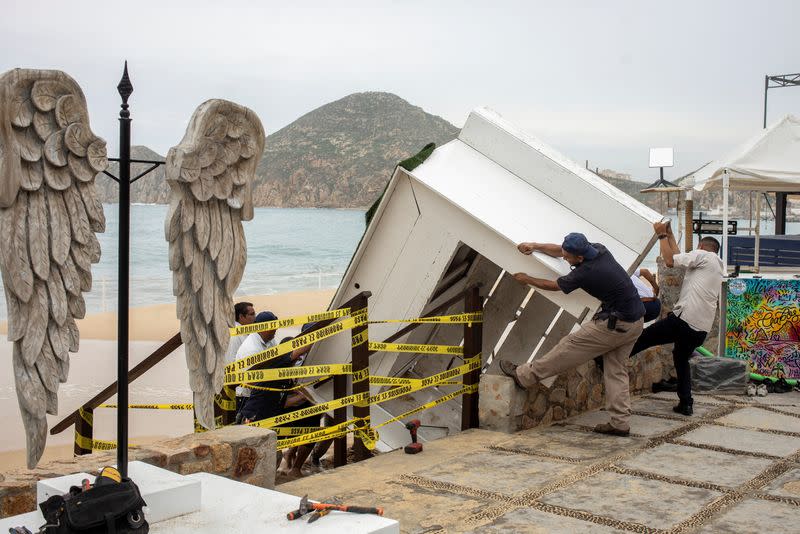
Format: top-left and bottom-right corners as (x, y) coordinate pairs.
(491, 291), (561, 370)
(409, 177), (598, 317)
(481, 273), (529, 358)
(458, 108), (662, 253)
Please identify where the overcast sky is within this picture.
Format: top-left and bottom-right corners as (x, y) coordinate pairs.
(2, 0), (798, 181)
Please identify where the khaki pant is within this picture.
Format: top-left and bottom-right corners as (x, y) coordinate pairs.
(516, 317), (644, 430)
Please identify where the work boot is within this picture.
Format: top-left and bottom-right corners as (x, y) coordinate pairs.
(673, 403), (693, 416)
(498, 360), (526, 389)
(593, 423), (630, 437)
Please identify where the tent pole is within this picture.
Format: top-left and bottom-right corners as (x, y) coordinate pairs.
(684, 189), (693, 252)
(754, 192), (761, 272)
(722, 170), (730, 271)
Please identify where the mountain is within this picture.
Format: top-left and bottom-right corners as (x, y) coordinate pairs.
(252, 92), (459, 208)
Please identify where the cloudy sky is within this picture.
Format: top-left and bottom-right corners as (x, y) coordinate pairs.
(2, 0), (798, 180)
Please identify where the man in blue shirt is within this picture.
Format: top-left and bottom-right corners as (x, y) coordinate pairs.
(499, 232), (645, 436)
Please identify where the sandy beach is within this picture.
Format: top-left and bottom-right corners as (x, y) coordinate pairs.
(0, 289), (334, 470)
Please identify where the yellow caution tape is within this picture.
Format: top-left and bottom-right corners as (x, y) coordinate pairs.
(244, 378), (323, 392)
(354, 425), (379, 450)
(226, 314), (367, 373)
(74, 434), (138, 451)
(215, 395), (236, 411)
(368, 376), (461, 387)
(99, 403), (194, 410)
(194, 415), (224, 433)
(224, 364), (353, 386)
(274, 417), (369, 449)
(273, 426), (325, 437)
(229, 307), (352, 336)
(247, 391), (368, 429)
(351, 330), (368, 348)
(359, 356), (481, 407)
(374, 384), (478, 429)
(79, 406), (93, 426)
(368, 312), (483, 325)
(368, 341), (463, 355)
(352, 367), (369, 384)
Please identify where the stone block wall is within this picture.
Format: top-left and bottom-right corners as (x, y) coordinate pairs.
(0, 425), (275, 518)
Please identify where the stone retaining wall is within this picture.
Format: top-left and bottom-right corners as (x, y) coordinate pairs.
(0, 425), (275, 518)
(481, 257), (721, 432)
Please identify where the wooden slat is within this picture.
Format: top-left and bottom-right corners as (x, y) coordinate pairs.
(489, 292), (560, 372)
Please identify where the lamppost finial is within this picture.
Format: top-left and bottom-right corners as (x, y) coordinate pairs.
(117, 61), (133, 118)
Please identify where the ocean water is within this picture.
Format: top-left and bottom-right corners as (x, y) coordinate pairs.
(0, 205), (368, 321)
(0, 205), (796, 321)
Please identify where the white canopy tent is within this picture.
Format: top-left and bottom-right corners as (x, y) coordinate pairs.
(686, 114), (800, 268)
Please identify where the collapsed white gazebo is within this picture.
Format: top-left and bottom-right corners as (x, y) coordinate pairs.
(305, 108), (663, 450)
(686, 114), (800, 268)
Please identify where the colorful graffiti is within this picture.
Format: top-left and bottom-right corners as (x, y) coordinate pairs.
(725, 278), (800, 379)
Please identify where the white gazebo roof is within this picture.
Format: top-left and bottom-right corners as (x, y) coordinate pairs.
(689, 114), (800, 192)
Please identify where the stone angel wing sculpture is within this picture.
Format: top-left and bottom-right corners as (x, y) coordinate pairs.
(0, 69), (107, 468)
(165, 100), (264, 429)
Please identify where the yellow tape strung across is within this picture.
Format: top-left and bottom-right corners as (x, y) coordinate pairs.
(273, 426), (324, 437)
(226, 314), (366, 373)
(368, 376), (461, 387)
(243, 378), (323, 392)
(247, 392), (368, 429)
(368, 341), (463, 355)
(357, 356), (480, 407)
(99, 403), (194, 410)
(224, 364), (353, 386)
(215, 395), (236, 411)
(229, 308), (352, 336)
(374, 384), (478, 430)
(367, 312), (483, 325)
(351, 330), (368, 348)
(74, 435), (138, 451)
(79, 406), (93, 425)
(275, 417), (366, 449)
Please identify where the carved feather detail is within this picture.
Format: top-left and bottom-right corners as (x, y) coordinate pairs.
(0, 69), (106, 468)
(165, 99), (265, 430)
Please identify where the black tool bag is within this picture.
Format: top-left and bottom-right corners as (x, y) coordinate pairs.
(38, 479), (148, 534)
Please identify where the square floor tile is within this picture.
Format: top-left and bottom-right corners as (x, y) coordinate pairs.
(758, 467), (800, 499)
(539, 471), (722, 530)
(631, 398), (716, 417)
(464, 506), (627, 533)
(416, 449), (579, 496)
(619, 443), (774, 487)
(567, 411), (688, 437)
(716, 407), (800, 433)
(696, 498), (799, 533)
(495, 426), (644, 462)
(678, 425), (800, 457)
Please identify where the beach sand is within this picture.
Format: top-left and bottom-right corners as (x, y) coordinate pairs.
(0, 289), (334, 470)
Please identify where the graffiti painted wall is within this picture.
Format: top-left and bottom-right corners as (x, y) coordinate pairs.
(725, 278), (800, 379)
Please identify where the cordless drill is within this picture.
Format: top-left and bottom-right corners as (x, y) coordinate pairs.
(404, 419), (423, 454)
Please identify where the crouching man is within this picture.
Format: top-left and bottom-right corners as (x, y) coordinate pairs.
(498, 233), (644, 436)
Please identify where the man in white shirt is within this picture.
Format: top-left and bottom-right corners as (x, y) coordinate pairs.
(631, 267), (661, 322)
(226, 302), (256, 416)
(630, 221), (725, 416)
(235, 311), (280, 423)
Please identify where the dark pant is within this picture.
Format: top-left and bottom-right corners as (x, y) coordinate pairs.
(642, 299), (662, 322)
(630, 312), (707, 405)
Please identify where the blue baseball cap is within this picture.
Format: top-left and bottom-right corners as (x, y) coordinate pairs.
(255, 311), (277, 324)
(562, 233), (598, 260)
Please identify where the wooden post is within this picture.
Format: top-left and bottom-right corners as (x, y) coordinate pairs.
(685, 190), (694, 253)
(350, 292), (372, 461)
(74, 406), (94, 456)
(461, 285), (482, 430)
(332, 374), (348, 467)
(216, 386), (237, 426)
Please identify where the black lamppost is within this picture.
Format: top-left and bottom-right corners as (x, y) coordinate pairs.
(103, 62), (164, 478)
(763, 73), (800, 235)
